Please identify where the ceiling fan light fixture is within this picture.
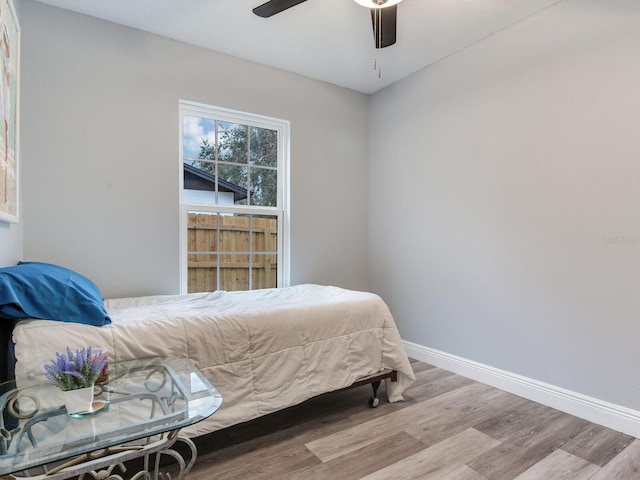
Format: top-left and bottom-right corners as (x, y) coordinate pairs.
(353, 0), (402, 9)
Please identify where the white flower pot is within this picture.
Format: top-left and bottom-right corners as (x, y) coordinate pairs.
(62, 385), (94, 414)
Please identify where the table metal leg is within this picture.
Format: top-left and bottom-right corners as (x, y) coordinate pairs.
(8, 431), (198, 480)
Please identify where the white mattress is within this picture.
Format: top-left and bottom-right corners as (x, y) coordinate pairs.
(13, 284), (415, 436)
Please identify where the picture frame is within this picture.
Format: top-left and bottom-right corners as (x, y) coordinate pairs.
(0, 0), (19, 224)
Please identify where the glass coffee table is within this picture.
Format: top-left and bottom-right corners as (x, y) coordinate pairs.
(0, 357), (222, 479)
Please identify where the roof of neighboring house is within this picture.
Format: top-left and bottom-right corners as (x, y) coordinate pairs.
(183, 162), (248, 202)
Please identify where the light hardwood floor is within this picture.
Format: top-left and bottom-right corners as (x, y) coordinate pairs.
(184, 359), (639, 479)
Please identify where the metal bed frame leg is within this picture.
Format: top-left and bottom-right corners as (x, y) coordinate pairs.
(338, 369), (397, 408)
(368, 381), (381, 408)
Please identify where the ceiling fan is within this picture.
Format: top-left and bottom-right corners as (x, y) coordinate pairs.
(253, 0), (402, 49)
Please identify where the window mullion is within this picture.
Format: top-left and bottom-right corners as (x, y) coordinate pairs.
(214, 119), (219, 206)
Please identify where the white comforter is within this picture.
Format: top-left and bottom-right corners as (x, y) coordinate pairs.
(12, 284), (415, 436)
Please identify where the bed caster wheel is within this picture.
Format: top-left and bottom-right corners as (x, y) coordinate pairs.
(368, 396), (379, 408)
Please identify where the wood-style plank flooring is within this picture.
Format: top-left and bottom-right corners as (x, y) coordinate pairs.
(184, 359), (638, 479)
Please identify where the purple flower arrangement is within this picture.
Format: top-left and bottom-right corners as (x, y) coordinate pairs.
(44, 347), (108, 391)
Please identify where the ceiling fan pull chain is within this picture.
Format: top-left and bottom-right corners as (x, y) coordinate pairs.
(372, 7), (382, 79)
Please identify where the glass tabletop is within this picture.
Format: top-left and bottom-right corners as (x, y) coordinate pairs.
(0, 357), (222, 476)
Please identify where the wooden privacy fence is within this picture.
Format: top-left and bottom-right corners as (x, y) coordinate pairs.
(187, 213), (278, 292)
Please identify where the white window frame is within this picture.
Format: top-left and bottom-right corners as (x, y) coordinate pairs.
(179, 100), (290, 294)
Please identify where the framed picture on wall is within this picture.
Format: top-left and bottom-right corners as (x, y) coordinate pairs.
(0, 0), (18, 224)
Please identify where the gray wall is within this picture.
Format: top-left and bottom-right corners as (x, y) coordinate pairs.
(369, 0), (640, 411)
(0, 221), (22, 266)
(18, 0), (370, 298)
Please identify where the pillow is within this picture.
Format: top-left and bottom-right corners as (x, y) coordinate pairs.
(0, 262), (111, 326)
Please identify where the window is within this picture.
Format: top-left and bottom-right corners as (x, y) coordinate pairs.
(179, 101), (289, 293)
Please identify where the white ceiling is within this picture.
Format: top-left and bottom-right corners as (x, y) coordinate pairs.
(34, 0), (563, 94)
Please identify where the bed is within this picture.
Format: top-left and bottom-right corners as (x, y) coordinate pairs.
(2, 263), (415, 437)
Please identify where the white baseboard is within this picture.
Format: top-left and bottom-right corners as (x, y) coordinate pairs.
(403, 340), (640, 439)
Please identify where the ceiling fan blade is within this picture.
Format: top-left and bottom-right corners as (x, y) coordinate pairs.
(253, 0), (308, 18)
(370, 5), (397, 49)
